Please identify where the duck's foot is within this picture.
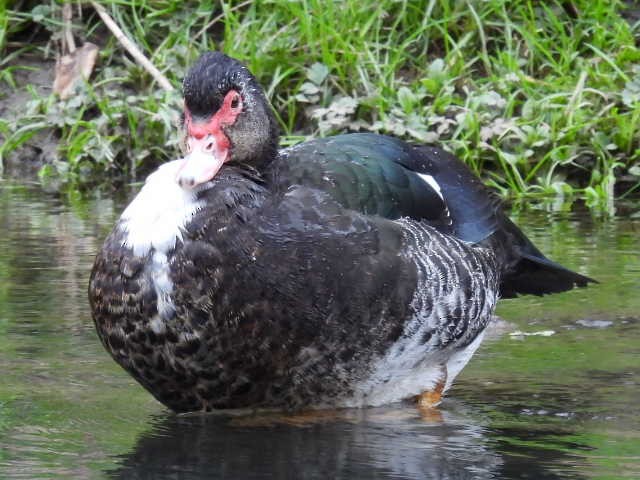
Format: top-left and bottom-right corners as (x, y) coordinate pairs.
(414, 368), (447, 423)
(416, 365), (448, 410)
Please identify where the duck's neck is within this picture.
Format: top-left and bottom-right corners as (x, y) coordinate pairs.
(240, 129), (280, 173)
(228, 99), (280, 172)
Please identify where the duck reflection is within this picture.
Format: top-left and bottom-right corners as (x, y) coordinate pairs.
(107, 401), (585, 480)
(106, 406), (490, 479)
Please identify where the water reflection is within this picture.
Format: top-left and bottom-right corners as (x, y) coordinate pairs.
(0, 181), (638, 479)
(109, 403), (587, 480)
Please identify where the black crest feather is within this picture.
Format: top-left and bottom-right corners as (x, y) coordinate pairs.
(183, 52), (257, 118)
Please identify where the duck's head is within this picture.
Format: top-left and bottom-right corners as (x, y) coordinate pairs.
(177, 52), (279, 189)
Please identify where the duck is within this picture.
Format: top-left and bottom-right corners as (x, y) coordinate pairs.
(88, 52), (595, 413)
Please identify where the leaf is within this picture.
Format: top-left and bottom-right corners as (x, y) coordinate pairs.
(500, 151), (519, 166)
(427, 58), (446, 79)
(397, 86), (426, 112)
(622, 65), (640, 107)
(311, 96), (358, 134)
(31, 4), (53, 23)
(307, 63), (329, 85)
(628, 164), (640, 177)
(397, 86), (414, 111)
(329, 96), (358, 115)
(299, 82), (320, 95)
(53, 43), (99, 100)
(480, 117), (515, 141)
(295, 82), (321, 103)
(475, 90), (506, 109)
(428, 115), (457, 135)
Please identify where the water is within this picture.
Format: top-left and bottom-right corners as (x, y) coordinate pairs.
(0, 180), (638, 479)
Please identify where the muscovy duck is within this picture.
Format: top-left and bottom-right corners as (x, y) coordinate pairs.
(89, 52), (595, 413)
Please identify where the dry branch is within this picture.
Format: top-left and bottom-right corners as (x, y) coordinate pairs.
(62, 3), (76, 53)
(90, 1), (174, 92)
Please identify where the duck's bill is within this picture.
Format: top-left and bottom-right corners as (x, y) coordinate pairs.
(176, 150), (226, 189)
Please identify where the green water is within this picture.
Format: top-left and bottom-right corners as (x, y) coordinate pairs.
(0, 180), (638, 479)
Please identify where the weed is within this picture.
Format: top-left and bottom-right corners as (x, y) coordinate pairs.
(0, 0), (638, 206)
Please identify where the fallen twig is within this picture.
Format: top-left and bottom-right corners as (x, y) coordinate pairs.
(90, 1), (174, 92)
(62, 3), (76, 53)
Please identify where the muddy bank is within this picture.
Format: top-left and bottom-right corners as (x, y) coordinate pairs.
(0, 55), (58, 178)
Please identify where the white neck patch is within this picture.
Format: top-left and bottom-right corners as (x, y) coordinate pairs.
(119, 160), (203, 256)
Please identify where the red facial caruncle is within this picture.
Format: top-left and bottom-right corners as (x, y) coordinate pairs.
(176, 89), (243, 189)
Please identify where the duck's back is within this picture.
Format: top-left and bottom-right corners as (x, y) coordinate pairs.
(273, 133), (496, 242)
(274, 133), (594, 297)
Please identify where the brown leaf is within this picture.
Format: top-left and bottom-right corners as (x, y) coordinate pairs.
(53, 43), (99, 100)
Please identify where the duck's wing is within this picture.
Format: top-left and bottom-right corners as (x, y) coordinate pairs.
(274, 133), (595, 297)
(276, 133), (497, 244)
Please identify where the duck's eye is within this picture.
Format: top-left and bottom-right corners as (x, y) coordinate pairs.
(230, 95), (240, 110)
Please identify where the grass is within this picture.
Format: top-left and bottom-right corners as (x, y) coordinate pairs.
(0, 0), (639, 209)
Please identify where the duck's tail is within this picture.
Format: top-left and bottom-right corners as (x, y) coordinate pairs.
(485, 216), (596, 299)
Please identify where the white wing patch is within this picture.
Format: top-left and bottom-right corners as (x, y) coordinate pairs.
(418, 173), (444, 200)
(119, 160), (204, 256)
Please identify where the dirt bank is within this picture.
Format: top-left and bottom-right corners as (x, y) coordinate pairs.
(0, 54), (58, 178)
